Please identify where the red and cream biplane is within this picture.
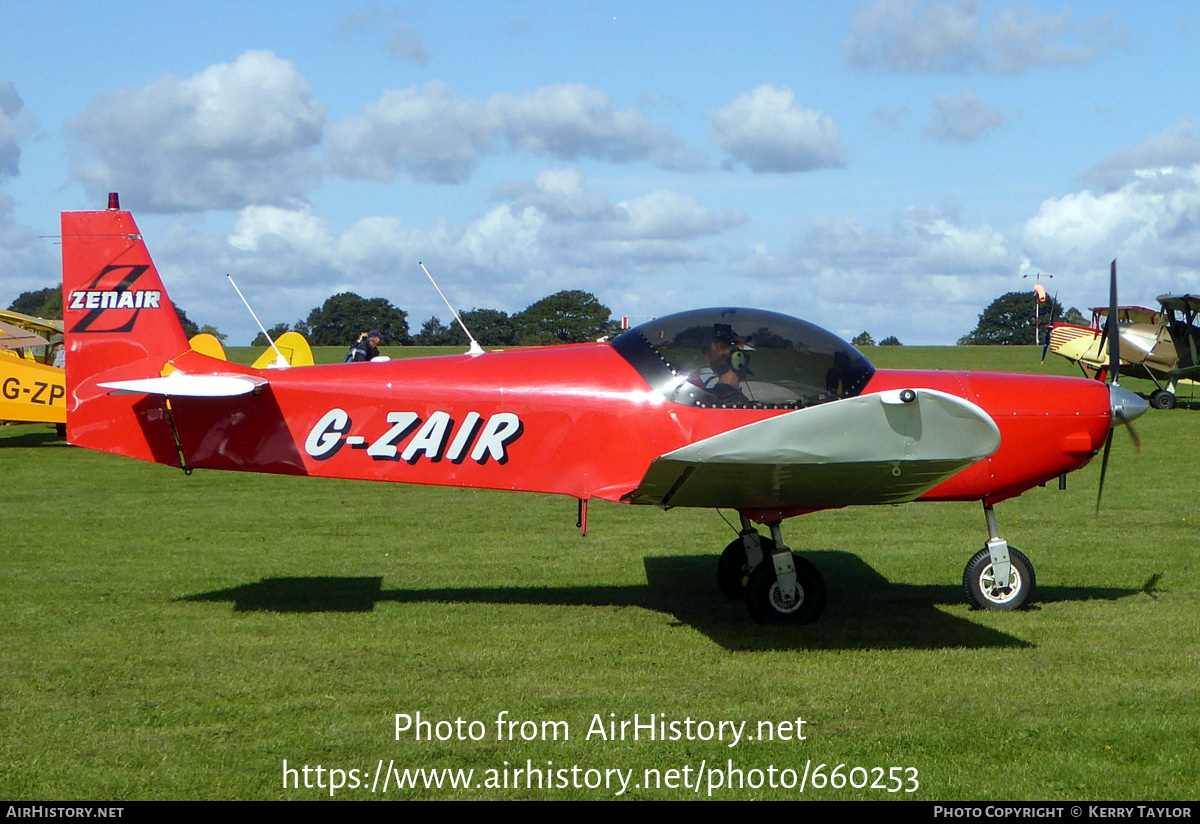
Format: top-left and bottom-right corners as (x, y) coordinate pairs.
(62, 197), (1147, 623)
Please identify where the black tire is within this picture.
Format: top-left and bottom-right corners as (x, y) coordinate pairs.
(1150, 390), (1177, 410)
(717, 534), (775, 599)
(962, 546), (1035, 611)
(745, 554), (826, 624)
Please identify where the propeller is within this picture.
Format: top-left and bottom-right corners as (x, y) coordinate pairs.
(1096, 259), (1148, 511)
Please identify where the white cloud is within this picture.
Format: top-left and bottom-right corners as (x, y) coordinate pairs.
(149, 172), (747, 344)
(922, 91), (1008, 143)
(66, 51), (324, 212)
(616, 190), (745, 241)
(845, 0), (1122, 75)
(324, 82), (494, 184)
(385, 26), (430, 65)
(719, 206), (1016, 344)
(229, 204), (334, 255)
(846, 0), (982, 73)
(871, 103), (911, 128)
(1024, 165), (1200, 271)
(1023, 125), (1200, 298)
(711, 85), (846, 173)
(0, 82), (53, 304)
(0, 81), (37, 179)
(1080, 119), (1200, 192)
(491, 168), (614, 220)
(0, 202), (58, 305)
(490, 83), (692, 168)
(325, 82), (698, 185)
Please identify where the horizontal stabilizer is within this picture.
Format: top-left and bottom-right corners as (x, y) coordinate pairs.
(99, 371), (268, 398)
(626, 388), (1000, 509)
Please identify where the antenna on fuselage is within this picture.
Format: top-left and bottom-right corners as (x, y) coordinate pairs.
(419, 261), (485, 357)
(226, 274), (290, 368)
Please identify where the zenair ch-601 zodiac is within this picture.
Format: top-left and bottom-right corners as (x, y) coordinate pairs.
(61, 196), (1147, 624)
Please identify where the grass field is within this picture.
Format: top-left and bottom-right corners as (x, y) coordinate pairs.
(1, 346), (1197, 800)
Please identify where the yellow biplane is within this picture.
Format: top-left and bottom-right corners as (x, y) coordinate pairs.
(1047, 298), (1199, 410)
(0, 309), (66, 433)
(2, 305), (314, 435)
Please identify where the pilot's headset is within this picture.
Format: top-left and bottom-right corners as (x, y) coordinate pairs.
(731, 344), (753, 376)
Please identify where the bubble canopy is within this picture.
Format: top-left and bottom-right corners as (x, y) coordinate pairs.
(611, 308), (876, 410)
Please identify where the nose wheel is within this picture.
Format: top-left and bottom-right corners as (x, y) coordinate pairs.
(963, 545), (1035, 610)
(963, 503), (1036, 611)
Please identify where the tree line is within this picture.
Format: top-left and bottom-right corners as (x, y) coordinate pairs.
(7, 284), (1086, 348)
(8, 285), (620, 348)
(253, 289), (620, 348)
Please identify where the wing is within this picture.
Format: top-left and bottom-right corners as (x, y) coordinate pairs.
(624, 389), (1000, 509)
(0, 320), (50, 351)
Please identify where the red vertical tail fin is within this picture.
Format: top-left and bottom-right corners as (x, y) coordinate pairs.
(62, 197), (191, 461)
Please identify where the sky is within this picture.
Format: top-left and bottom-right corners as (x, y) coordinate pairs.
(2, 0), (1199, 346)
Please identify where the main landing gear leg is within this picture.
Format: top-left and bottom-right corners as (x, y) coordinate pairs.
(717, 514), (769, 599)
(736, 520), (827, 624)
(962, 503), (1036, 611)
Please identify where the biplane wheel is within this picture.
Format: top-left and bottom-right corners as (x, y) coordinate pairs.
(962, 547), (1035, 611)
(1150, 390), (1176, 410)
(717, 535), (775, 599)
(745, 555), (826, 624)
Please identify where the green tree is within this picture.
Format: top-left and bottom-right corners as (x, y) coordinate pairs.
(302, 293), (409, 346)
(175, 306), (200, 338)
(415, 309), (518, 347)
(513, 290), (615, 345)
(251, 323), (294, 347)
(197, 324), (227, 343)
(960, 291), (1071, 345)
(7, 286), (62, 319)
(880, 335), (902, 346)
(852, 331), (875, 347)
(414, 317), (455, 346)
(459, 308), (516, 346)
(1063, 307), (1086, 326)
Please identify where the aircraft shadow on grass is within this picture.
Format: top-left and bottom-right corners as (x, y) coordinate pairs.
(0, 429), (66, 448)
(178, 550), (1141, 652)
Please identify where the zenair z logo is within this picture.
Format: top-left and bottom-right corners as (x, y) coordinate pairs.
(305, 408), (523, 465)
(68, 264), (162, 334)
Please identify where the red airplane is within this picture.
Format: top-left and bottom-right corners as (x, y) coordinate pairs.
(61, 196), (1147, 624)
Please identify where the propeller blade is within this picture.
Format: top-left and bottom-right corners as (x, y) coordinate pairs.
(1125, 420), (1142, 451)
(1095, 322), (1110, 382)
(1108, 260), (1120, 384)
(1095, 259), (1147, 510)
(1095, 430), (1114, 513)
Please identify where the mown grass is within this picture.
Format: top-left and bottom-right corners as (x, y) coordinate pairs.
(1, 346), (1196, 800)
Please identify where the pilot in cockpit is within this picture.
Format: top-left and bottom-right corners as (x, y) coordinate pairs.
(693, 324), (752, 404)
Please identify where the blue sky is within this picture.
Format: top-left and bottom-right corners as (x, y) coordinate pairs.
(2, 1), (1199, 345)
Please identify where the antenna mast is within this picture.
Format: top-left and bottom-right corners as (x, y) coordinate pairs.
(226, 274), (290, 368)
(419, 261), (484, 356)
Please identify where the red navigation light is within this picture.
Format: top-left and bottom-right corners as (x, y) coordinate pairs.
(107, 193), (120, 210)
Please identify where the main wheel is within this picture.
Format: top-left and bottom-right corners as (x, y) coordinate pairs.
(962, 546), (1035, 611)
(1150, 390), (1177, 410)
(717, 535), (775, 599)
(745, 555), (826, 624)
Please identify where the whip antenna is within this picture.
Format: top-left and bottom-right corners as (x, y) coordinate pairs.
(226, 274), (289, 368)
(419, 261), (484, 356)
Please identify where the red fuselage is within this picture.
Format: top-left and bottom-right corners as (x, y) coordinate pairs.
(70, 343), (1112, 518)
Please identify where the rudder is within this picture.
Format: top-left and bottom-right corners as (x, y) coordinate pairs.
(62, 195), (192, 462)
